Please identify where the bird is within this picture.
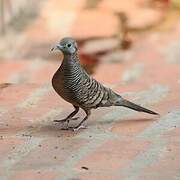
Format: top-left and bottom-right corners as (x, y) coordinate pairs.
(51, 37), (158, 131)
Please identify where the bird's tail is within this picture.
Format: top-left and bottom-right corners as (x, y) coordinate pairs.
(115, 98), (159, 115)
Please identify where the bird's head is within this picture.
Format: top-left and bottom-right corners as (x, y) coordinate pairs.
(51, 37), (78, 55)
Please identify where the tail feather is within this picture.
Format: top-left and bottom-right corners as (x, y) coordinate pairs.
(116, 98), (159, 115)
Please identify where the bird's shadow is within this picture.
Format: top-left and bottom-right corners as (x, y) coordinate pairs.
(0, 116), (157, 138)
(97, 117), (156, 125)
(22, 116), (157, 138)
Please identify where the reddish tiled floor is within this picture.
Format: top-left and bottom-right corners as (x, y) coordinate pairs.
(0, 0), (180, 180)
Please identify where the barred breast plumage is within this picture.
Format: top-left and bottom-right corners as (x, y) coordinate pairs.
(51, 37), (158, 131)
(52, 53), (110, 109)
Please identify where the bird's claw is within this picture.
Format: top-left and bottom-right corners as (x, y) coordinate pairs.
(73, 125), (87, 131)
(60, 127), (70, 130)
(60, 125), (87, 131)
(54, 117), (80, 130)
(53, 117), (79, 123)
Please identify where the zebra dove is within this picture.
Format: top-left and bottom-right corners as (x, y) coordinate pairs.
(51, 37), (158, 131)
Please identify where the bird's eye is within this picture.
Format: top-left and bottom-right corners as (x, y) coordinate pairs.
(67, 43), (71, 47)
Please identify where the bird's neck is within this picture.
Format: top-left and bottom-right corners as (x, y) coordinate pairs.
(62, 53), (80, 65)
(59, 52), (81, 73)
(64, 53), (79, 61)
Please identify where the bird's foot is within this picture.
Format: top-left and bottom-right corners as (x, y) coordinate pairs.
(60, 127), (71, 130)
(54, 117), (79, 123)
(73, 125), (87, 131)
(60, 125), (87, 131)
(54, 117), (79, 130)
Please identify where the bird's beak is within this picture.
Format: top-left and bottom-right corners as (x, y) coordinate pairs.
(51, 44), (63, 51)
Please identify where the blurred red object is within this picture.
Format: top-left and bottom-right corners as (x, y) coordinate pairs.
(150, 0), (170, 8)
(154, 0), (170, 4)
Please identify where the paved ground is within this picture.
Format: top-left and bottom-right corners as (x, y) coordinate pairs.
(0, 0), (180, 180)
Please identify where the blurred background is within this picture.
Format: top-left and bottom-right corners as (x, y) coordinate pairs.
(1, 2), (180, 178)
(0, 0), (180, 85)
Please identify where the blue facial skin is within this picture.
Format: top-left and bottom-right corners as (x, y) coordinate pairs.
(51, 37), (78, 55)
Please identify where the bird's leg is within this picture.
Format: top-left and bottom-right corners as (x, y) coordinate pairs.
(54, 106), (79, 127)
(73, 110), (91, 131)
